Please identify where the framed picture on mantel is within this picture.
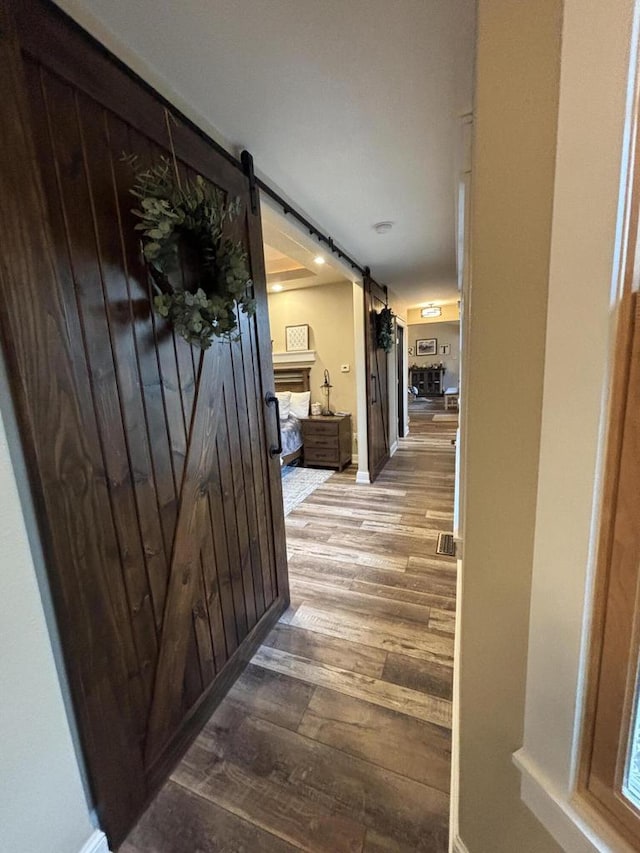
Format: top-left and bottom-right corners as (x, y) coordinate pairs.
(416, 338), (437, 356)
(286, 324), (309, 352)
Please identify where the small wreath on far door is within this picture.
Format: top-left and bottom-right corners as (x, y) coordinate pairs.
(376, 306), (395, 353)
(126, 155), (255, 349)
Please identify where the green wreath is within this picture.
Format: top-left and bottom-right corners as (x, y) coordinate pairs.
(376, 306), (395, 353)
(127, 156), (255, 349)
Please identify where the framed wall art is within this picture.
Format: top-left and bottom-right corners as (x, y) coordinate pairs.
(416, 338), (437, 356)
(285, 324), (310, 351)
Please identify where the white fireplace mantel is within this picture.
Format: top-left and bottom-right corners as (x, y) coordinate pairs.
(272, 350), (316, 365)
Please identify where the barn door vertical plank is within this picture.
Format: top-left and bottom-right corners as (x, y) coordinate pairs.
(230, 331), (266, 619)
(111, 125), (180, 578)
(237, 305), (276, 609)
(87, 103), (170, 633)
(207, 449), (241, 659)
(198, 498), (229, 674)
(243, 191), (289, 603)
(222, 345), (259, 630)
(0, 0), (147, 836)
(107, 116), (176, 622)
(40, 75), (160, 703)
(364, 275), (390, 482)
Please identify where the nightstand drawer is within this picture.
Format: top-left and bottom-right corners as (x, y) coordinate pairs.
(304, 448), (339, 464)
(300, 414), (351, 471)
(304, 435), (339, 450)
(304, 419), (340, 435)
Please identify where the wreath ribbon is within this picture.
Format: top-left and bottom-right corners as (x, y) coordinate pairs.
(164, 108), (183, 191)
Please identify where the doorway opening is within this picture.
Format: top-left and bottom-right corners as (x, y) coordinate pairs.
(407, 320), (460, 452)
(260, 201), (361, 517)
(397, 322), (406, 438)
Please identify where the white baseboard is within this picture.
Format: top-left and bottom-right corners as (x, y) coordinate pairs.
(80, 830), (110, 853)
(452, 836), (470, 853)
(390, 440), (399, 457)
(355, 469), (370, 484)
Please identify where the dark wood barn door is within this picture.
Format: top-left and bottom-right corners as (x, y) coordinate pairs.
(364, 275), (390, 481)
(397, 323), (405, 438)
(0, 0), (288, 845)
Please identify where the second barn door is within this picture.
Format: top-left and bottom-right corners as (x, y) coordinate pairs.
(364, 275), (391, 481)
(1, 0), (288, 846)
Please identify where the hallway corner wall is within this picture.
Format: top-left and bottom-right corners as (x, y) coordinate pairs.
(519, 0), (638, 848)
(0, 361), (97, 853)
(457, 1), (564, 851)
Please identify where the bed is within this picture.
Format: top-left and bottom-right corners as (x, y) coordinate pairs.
(274, 366), (311, 466)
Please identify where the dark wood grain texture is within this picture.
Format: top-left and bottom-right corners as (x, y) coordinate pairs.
(120, 780), (299, 853)
(1, 0), (288, 845)
(0, 0), (147, 835)
(298, 687), (451, 792)
(364, 276), (390, 482)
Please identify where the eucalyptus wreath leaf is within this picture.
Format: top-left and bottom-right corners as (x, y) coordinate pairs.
(376, 306), (395, 353)
(127, 155), (255, 348)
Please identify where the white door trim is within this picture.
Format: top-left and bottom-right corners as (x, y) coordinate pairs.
(395, 314), (409, 439)
(353, 279), (369, 483)
(79, 829), (110, 853)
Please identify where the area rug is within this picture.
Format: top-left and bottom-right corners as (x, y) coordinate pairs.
(409, 398), (443, 411)
(281, 466), (334, 516)
(432, 413), (459, 422)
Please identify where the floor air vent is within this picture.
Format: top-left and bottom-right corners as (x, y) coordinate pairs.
(436, 532), (456, 557)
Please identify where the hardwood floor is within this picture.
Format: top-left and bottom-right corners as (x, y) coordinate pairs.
(121, 404), (457, 852)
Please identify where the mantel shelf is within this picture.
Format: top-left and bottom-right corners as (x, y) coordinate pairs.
(273, 350), (316, 364)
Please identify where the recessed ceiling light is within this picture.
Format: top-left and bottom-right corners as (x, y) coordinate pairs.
(373, 221), (394, 235)
(271, 283), (283, 292)
(314, 256), (325, 265)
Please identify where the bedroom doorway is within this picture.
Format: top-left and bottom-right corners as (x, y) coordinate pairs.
(260, 202), (360, 516)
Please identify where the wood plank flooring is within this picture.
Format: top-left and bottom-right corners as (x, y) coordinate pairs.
(121, 404), (457, 852)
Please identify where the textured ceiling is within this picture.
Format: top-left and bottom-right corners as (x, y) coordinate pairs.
(262, 204), (352, 294)
(56, 0), (475, 307)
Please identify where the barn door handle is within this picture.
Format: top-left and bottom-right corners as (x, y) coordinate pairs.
(371, 374), (377, 404)
(265, 392), (282, 458)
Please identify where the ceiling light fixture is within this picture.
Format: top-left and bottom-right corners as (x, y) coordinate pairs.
(421, 304), (442, 318)
(373, 221), (394, 235)
(314, 256), (325, 265)
(271, 283), (283, 292)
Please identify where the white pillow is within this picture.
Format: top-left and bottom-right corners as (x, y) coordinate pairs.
(275, 391), (291, 420)
(290, 391), (311, 419)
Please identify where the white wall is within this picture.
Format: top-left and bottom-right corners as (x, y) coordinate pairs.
(457, 1), (564, 850)
(268, 281), (356, 417)
(0, 381), (99, 853)
(516, 2), (639, 851)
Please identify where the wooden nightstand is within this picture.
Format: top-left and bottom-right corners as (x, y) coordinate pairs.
(302, 414), (352, 471)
